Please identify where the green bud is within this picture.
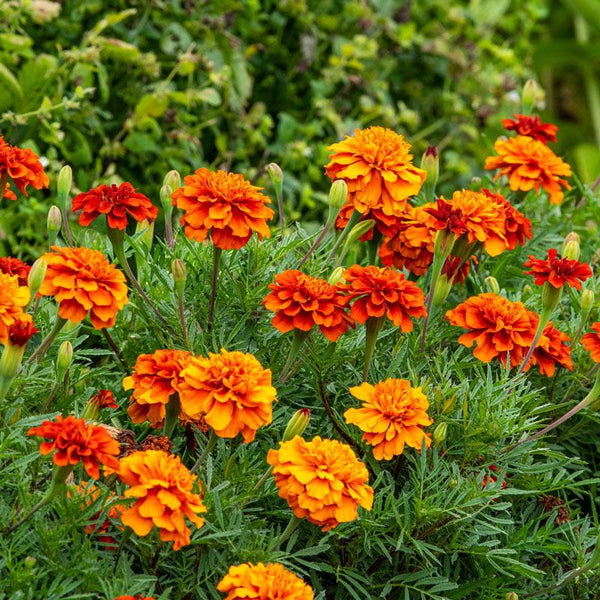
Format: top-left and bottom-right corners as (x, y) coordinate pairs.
(541, 281), (563, 316)
(135, 218), (155, 252)
(57, 165), (72, 210)
(266, 163), (283, 188)
(522, 284), (533, 299)
(432, 273), (452, 307)
(581, 289), (595, 312)
(432, 422), (447, 446)
(522, 79), (539, 115)
(56, 341), (73, 379)
(485, 276), (500, 295)
(328, 266), (345, 286)
(28, 258), (47, 300)
(23, 555), (37, 569)
(47, 205), (62, 246)
(420, 146), (439, 202)
(163, 170), (181, 194)
(346, 219), (375, 247)
(562, 239), (580, 261)
(160, 184), (174, 215)
(505, 593), (519, 600)
(171, 259), (187, 296)
(326, 180), (348, 227)
(282, 408), (310, 441)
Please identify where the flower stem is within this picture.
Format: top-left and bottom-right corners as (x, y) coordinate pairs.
(274, 515), (302, 551)
(207, 246), (222, 333)
(61, 206), (74, 247)
(163, 393), (180, 439)
(279, 329), (310, 383)
(26, 317), (67, 365)
(325, 209), (361, 267)
(178, 295), (191, 351)
(190, 430), (217, 473)
(515, 304), (555, 377)
(298, 225), (330, 268)
(363, 317), (384, 381)
(101, 329), (128, 371)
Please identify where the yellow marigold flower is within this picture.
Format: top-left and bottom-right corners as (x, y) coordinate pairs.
(177, 349), (276, 443)
(344, 379), (433, 460)
(217, 562), (314, 600)
(325, 126), (425, 215)
(266, 436), (373, 531)
(0, 272), (31, 344)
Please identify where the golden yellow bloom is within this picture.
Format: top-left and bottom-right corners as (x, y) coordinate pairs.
(0, 272), (31, 344)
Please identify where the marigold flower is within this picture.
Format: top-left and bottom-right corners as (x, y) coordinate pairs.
(0, 272), (31, 344)
(325, 126), (425, 215)
(502, 114), (558, 144)
(263, 270), (353, 342)
(485, 135), (571, 204)
(340, 264), (426, 331)
(529, 321), (572, 377)
(0, 136), (49, 197)
(116, 449), (207, 550)
(582, 323), (600, 362)
(115, 596), (155, 600)
(0, 256), (31, 288)
(524, 248), (592, 290)
(177, 349), (276, 443)
(440, 255), (475, 285)
(171, 168), (274, 250)
(72, 182), (158, 230)
(335, 202), (404, 240)
(27, 415), (120, 479)
(91, 389), (118, 410)
(481, 189), (531, 250)
(217, 562), (314, 600)
(344, 379), (432, 460)
(266, 435), (373, 531)
(124, 349), (192, 427)
(40, 246), (128, 329)
(6, 319), (38, 347)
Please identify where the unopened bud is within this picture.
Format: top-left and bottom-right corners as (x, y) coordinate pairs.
(326, 180), (348, 226)
(56, 341), (73, 379)
(266, 163), (283, 188)
(432, 422), (447, 446)
(562, 240), (580, 261)
(27, 258), (47, 301)
(346, 220), (375, 247)
(171, 259), (187, 296)
(163, 170), (181, 194)
(562, 232), (580, 247)
(282, 408), (310, 441)
(421, 146), (439, 201)
(328, 266), (345, 286)
(57, 165), (72, 210)
(432, 273), (452, 307)
(505, 593), (519, 600)
(23, 555), (37, 569)
(485, 276), (500, 295)
(135, 218), (155, 252)
(160, 184), (174, 215)
(521, 284), (533, 299)
(47, 205), (62, 246)
(522, 79), (539, 115)
(580, 289), (595, 312)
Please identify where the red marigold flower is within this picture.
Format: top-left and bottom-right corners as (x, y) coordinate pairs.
(7, 319), (38, 347)
(263, 270), (354, 342)
(0, 256), (31, 288)
(581, 323), (600, 362)
(485, 135), (571, 204)
(0, 136), (49, 197)
(528, 321), (572, 377)
(481, 189), (532, 250)
(72, 182), (158, 230)
(424, 198), (467, 236)
(325, 126), (426, 215)
(440, 255), (475, 285)
(171, 168), (274, 250)
(502, 114), (558, 144)
(339, 264), (426, 331)
(524, 248), (592, 290)
(27, 415), (120, 479)
(90, 389), (118, 410)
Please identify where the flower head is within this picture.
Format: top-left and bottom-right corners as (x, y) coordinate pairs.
(0, 136), (49, 197)
(0, 272), (31, 344)
(177, 349), (276, 443)
(115, 596), (155, 600)
(124, 349), (192, 427)
(90, 389), (118, 410)
(172, 168), (274, 250)
(217, 562), (314, 600)
(529, 321), (572, 377)
(481, 189), (531, 250)
(345, 379), (432, 460)
(0, 256), (31, 287)
(6, 319), (38, 347)
(116, 449), (207, 550)
(502, 114), (558, 144)
(485, 135), (571, 204)
(582, 323), (600, 362)
(266, 435), (373, 531)
(325, 126), (425, 215)
(40, 246), (128, 329)
(72, 182), (158, 230)
(339, 264), (426, 331)
(263, 270), (353, 342)
(524, 248), (592, 290)
(27, 415), (120, 479)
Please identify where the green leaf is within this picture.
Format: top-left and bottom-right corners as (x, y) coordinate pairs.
(0, 63), (23, 111)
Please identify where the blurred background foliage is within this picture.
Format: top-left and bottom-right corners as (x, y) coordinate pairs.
(0, 0), (599, 258)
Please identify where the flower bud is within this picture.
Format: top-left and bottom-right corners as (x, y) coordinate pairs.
(485, 276), (500, 295)
(47, 205), (62, 236)
(433, 422), (447, 446)
(326, 180), (348, 227)
(135, 218), (155, 252)
(505, 593), (519, 600)
(30, 0), (61, 24)
(282, 408), (310, 441)
(266, 163), (283, 188)
(56, 165), (72, 210)
(56, 341), (73, 380)
(23, 555), (37, 569)
(432, 273), (452, 307)
(163, 170), (181, 194)
(562, 239), (580, 261)
(522, 79), (539, 115)
(580, 289), (595, 312)
(28, 258), (47, 301)
(171, 259), (187, 296)
(328, 266), (345, 286)
(346, 220), (375, 247)
(421, 146), (439, 201)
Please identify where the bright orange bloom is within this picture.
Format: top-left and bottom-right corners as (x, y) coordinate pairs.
(528, 321), (572, 377)
(345, 379), (432, 460)
(334, 202), (405, 240)
(266, 435), (373, 531)
(485, 135), (572, 204)
(340, 264), (426, 331)
(446, 293), (533, 366)
(124, 349), (192, 427)
(582, 323), (600, 362)
(217, 562), (314, 600)
(115, 596), (155, 600)
(481, 189), (531, 250)
(27, 415), (120, 479)
(116, 449), (207, 550)
(6, 319), (38, 347)
(0, 256), (31, 287)
(40, 246), (128, 329)
(524, 249), (592, 290)
(325, 126), (425, 215)
(0, 272), (31, 344)
(263, 270), (353, 342)
(90, 389), (118, 410)
(172, 168), (274, 250)
(0, 136), (49, 197)
(177, 349), (276, 443)
(502, 114), (558, 144)
(72, 182), (158, 230)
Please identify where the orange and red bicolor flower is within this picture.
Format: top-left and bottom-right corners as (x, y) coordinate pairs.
(502, 114), (558, 144)
(524, 248), (592, 290)
(0, 136), (49, 198)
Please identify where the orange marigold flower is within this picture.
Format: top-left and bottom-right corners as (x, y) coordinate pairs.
(0, 136), (49, 197)
(124, 349), (192, 427)
(502, 114), (558, 144)
(582, 323), (600, 362)
(266, 435), (373, 531)
(91, 389), (118, 410)
(481, 189), (532, 250)
(0, 256), (31, 287)
(0, 272), (31, 344)
(115, 596), (155, 600)
(217, 562), (314, 600)
(484, 135), (572, 204)
(177, 349), (276, 443)
(263, 270), (353, 342)
(524, 248), (592, 290)
(7, 319), (38, 347)
(340, 264), (426, 331)
(344, 379), (432, 460)
(116, 449), (207, 550)
(171, 168), (274, 250)
(445, 293), (533, 366)
(528, 321), (572, 377)
(325, 126), (426, 215)
(40, 246), (128, 329)
(72, 182), (158, 230)
(27, 415), (120, 479)
(335, 202), (404, 240)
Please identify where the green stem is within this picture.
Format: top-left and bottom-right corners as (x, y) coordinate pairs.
(178, 295), (191, 351)
(367, 229), (382, 266)
(25, 317), (67, 365)
(515, 303), (556, 377)
(325, 209), (361, 267)
(363, 317), (384, 381)
(190, 430), (217, 473)
(279, 329), (310, 383)
(163, 393), (181, 439)
(274, 515), (302, 551)
(207, 246), (222, 333)
(298, 225), (331, 268)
